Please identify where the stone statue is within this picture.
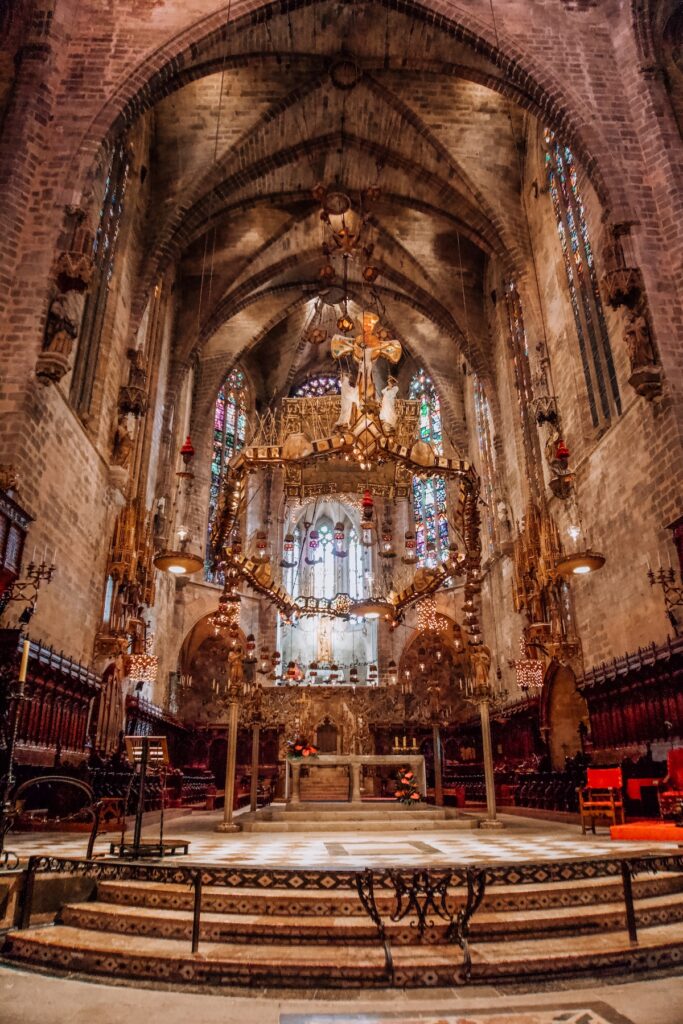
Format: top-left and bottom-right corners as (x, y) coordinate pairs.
(471, 644), (491, 688)
(127, 348), (147, 389)
(36, 290), (86, 386)
(111, 413), (134, 468)
(624, 309), (657, 371)
(379, 375), (399, 431)
(335, 371), (359, 428)
(227, 647), (244, 688)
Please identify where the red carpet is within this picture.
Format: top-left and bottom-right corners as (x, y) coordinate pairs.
(610, 819), (683, 842)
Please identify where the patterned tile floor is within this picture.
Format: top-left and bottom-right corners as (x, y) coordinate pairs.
(2, 966), (683, 1024)
(282, 1011), (636, 1024)
(6, 808), (681, 867)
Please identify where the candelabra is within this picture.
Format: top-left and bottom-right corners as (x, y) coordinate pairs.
(647, 564), (683, 636)
(0, 558), (56, 621)
(392, 736), (419, 754)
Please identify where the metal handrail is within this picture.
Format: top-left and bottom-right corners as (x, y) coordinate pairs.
(12, 852), (683, 969)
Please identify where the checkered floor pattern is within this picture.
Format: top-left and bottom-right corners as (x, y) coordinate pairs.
(6, 809), (680, 867)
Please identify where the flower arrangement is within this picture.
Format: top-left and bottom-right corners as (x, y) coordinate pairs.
(394, 768), (423, 805)
(286, 738), (318, 760)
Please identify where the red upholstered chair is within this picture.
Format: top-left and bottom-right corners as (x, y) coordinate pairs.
(659, 749), (683, 820)
(578, 767), (625, 834)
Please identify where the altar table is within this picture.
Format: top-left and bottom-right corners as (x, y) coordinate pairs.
(287, 753), (426, 804)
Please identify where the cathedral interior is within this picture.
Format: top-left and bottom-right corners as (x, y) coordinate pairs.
(0, 2), (683, 1022)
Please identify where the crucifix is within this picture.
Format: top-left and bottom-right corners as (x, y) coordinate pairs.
(331, 312), (402, 407)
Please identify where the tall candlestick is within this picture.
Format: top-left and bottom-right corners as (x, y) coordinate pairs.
(18, 640), (29, 683)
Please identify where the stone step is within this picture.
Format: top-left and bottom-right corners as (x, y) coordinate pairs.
(281, 801), (438, 813)
(259, 805), (456, 820)
(239, 816), (479, 832)
(95, 872), (683, 917)
(6, 919), (683, 987)
(59, 889), (683, 944)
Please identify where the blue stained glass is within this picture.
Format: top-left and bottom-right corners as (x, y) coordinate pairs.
(410, 369), (448, 566)
(544, 128), (620, 426)
(292, 374), (341, 397)
(206, 368), (248, 580)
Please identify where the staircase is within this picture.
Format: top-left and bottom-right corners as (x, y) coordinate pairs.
(239, 801), (479, 832)
(5, 860), (683, 987)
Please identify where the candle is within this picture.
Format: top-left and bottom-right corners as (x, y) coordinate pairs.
(411, 737), (416, 749)
(402, 735), (407, 749)
(18, 639), (29, 683)
(394, 735), (399, 748)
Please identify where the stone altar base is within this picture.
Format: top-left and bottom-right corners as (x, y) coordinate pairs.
(240, 801), (481, 833)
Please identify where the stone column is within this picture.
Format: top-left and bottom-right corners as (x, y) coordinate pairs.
(432, 721), (443, 806)
(479, 698), (502, 828)
(215, 685), (241, 833)
(350, 761), (362, 803)
(249, 720), (261, 813)
(289, 760), (301, 804)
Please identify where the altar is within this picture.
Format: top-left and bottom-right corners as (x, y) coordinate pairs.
(286, 753), (427, 804)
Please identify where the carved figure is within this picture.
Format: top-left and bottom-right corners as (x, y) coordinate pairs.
(112, 414), (134, 468)
(335, 372), (358, 428)
(227, 647), (244, 688)
(471, 644), (491, 688)
(127, 348), (147, 389)
(624, 310), (657, 371)
(331, 312), (401, 405)
(379, 376), (399, 430)
(43, 291), (83, 356)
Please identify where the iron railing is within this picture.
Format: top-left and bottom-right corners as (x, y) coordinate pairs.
(10, 852), (683, 980)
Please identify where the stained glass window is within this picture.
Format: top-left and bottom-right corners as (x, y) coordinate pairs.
(472, 376), (497, 556)
(206, 368), (247, 579)
(292, 374), (341, 397)
(71, 139), (130, 412)
(505, 282), (544, 501)
(544, 129), (621, 428)
(409, 370), (448, 565)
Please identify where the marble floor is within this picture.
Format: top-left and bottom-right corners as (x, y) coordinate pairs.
(5, 808), (681, 867)
(0, 964), (682, 1024)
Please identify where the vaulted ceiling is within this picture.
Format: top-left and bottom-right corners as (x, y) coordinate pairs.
(134, 1), (540, 436)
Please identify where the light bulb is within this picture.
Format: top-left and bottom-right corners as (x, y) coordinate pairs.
(573, 564), (592, 575)
(568, 524), (581, 543)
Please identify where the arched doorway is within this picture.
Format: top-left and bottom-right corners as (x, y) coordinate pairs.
(544, 663), (589, 770)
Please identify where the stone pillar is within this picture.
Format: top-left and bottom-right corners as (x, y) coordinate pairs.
(479, 699), (502, 828)
(350, 761), (362, 803)
(289, 760), (301, 804)
(249, 720), (260, 813)
(215, 687), (241, 833)
(432, 721), (443, 806)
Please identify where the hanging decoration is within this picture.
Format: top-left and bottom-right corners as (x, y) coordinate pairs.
(153, 437), (204, 576)
(305, 527), (323, 565)
(510, 635), (545, 693)
(280, 533), (297, 569)
(333, 521), (347, 558)
(125, 653), (158, 683)
(416, 596), (440, 633)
